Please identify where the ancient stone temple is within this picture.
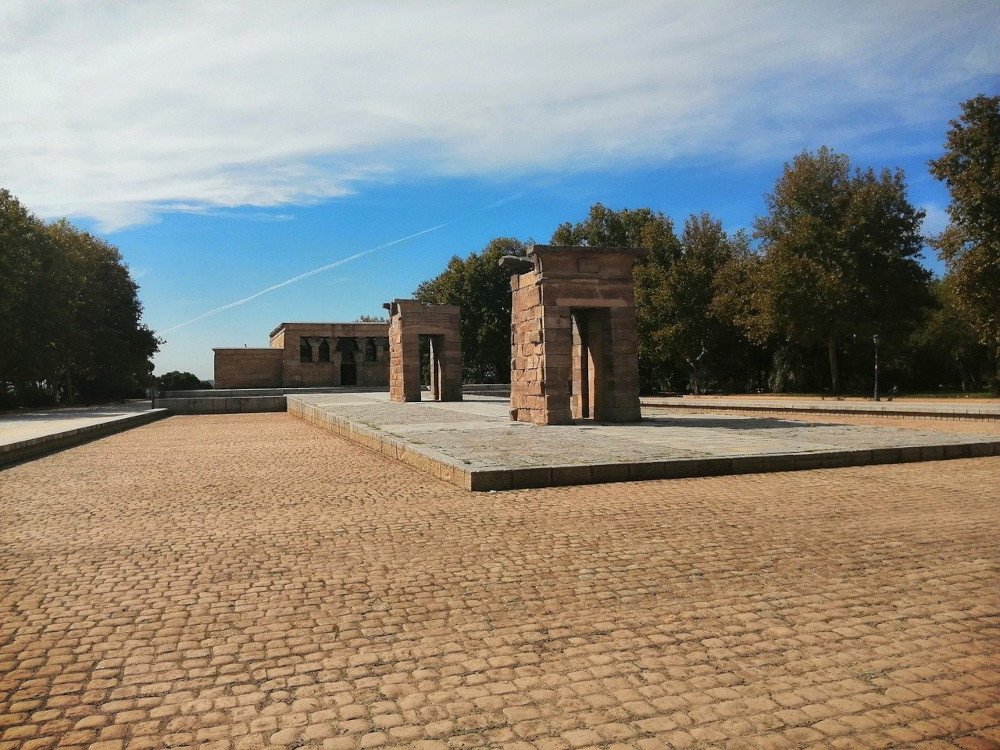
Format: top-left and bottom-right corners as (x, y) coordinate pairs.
(213, 322), (389, 388)
(383, 299), (462, 402)
(502, 245), (645, 425)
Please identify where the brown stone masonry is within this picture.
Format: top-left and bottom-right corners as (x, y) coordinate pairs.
(503, 245), (646, 425)
(213, 322), (389, 389)
(384, 299), (462, 402)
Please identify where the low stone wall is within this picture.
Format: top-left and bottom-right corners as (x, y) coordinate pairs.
(155, 387), (389, 414)
(462, 384), (511, 398)
(154, 396), (287, 414)
(641, 398), (1000, 421)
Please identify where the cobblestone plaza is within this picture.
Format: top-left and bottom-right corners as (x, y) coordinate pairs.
(2, 412), (998, 749)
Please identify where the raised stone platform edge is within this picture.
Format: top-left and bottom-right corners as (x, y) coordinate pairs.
(0, 409), (169, 469)
(286, 397), (475, 490)
(285, 396), (1000, 492)
(642, 398), (1000, 420)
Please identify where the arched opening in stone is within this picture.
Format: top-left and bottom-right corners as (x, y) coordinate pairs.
(336, 337), (359, 385)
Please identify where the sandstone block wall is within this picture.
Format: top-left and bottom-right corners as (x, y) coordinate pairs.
(507, 245), (644, 425)
(269, 322), (389, 388)
(213, 348), (284, 388)
(385, 299), (462, 402)
(212, 322), (390, 389)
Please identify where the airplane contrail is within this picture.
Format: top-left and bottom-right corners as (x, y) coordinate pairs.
(160, 192), (524, 335)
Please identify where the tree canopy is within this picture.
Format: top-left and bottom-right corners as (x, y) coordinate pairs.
(0, 189), (159, 406)
(552, 204), (757, 392)
(928, 94), (1000, 359)
(640, 214), (751, 393)
(157, 371), (212, 392)
(409, 121), (994, 396)
(551, 203), (681, 268)
(746, 147), (930, 393)
(414, 237), (527, 383)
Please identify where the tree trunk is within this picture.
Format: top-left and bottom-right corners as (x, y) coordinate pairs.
(64, 368), (74, 405)
(827, 338), (840, 394)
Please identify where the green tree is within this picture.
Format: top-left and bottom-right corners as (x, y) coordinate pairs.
(551, 202), (681, 268)
(415, 237), (527, 383)
(0, 190), (61, 391)
(910, 276), (994, 392)
(641, 214), (750, 393)
(928, 95), (1000, 381)
(551, 204), (683, 389)
(748, 147), (930, 393)
(157, 371), (212, 392)
(0, 189), (159, 404)
(46, 220), (160, 401)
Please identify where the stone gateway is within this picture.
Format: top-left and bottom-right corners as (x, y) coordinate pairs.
(383, 299), (463, 402)
(502, 245), (645, 425)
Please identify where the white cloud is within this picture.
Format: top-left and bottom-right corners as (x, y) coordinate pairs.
(1, 0), (996, 229)
(921, 203), (951, 239)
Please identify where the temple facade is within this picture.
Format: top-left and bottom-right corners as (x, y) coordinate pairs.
(213, 322), (389, 389)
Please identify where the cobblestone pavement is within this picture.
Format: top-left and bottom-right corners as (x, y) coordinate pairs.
(2, 413), (998, 750)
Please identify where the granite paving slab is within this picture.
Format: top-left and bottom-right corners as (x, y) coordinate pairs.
(288, 392), (1000, 490)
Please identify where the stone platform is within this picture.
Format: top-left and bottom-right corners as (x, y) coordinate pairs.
(288, 392), (1000, 491)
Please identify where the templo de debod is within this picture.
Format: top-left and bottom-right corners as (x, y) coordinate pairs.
(502, 245), (645, 425)
(213, 322), (389, 389)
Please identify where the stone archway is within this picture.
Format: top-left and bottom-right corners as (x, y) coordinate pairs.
(383, 299), (463, 402)
(501, 245), (645, 425)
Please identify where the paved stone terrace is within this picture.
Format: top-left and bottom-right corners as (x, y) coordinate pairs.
(1, 413), (998, 749)
(0, 403), (155, 445)
(288, 393), (1000, 491)
(642, 396), (1000, 421)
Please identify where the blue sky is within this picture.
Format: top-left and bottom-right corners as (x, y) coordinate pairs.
(2, 1), (997, 379)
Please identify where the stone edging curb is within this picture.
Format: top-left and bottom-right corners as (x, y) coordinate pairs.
(642, 401), (999, 421)
(287, 397), (476, 490)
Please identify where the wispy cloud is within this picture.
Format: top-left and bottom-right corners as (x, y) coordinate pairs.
(160, 191), (523, 334)
(920, 203), (951, 239)
(1, 0), (996, 230)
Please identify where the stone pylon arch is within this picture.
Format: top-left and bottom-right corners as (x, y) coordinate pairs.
(501, 245), (645, 425)
(383, 299), (463, 402)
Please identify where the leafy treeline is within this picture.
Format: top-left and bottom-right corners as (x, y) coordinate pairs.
(416, 237), (528, 384)
(156, 371), (212, 392)
(416, 96), (999, 394)
(0, 190), (159, 407)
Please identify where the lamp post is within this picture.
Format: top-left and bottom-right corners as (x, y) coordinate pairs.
(873, 334), (880, 402)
